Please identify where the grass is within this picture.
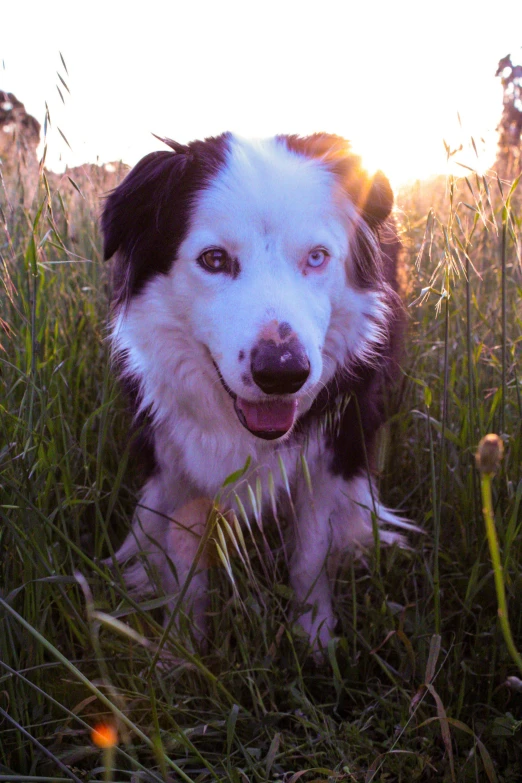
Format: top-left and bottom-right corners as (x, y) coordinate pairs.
(1, 139), (521, 782)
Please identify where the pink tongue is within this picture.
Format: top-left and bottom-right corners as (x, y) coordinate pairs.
(236, 397), (298, 433)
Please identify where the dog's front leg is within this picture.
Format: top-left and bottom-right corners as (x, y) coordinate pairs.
(109, 476), (211, 643)
(289, 470), (337, 651)
(162, 497), (213, 643)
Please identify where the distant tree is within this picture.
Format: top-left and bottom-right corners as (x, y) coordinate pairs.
(495, 53), (522, 179)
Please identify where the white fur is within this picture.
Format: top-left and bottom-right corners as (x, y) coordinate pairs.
(108, 136), (410, 650)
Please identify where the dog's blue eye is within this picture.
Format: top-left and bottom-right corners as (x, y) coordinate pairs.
(198, 248), (233, 274)
(307, 248), (329, 268)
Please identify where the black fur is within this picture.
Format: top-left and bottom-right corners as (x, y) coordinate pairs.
(118, 372), (158, 480)
(102, 133), (231, 307)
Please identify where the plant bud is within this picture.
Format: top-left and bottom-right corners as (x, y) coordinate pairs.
(475, 434), (504, 476)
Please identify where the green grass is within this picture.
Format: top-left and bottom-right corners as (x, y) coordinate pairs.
(1, 148), (521, 782)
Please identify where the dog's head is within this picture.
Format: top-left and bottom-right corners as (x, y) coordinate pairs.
(102, 133), (395, 440)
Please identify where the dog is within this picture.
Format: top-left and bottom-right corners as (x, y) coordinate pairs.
(101, 133), (414, 650)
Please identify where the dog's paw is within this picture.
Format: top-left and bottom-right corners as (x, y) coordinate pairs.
(293, 602), (336, 658)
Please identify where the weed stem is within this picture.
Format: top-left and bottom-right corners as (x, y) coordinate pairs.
(478, 437), (522, 675)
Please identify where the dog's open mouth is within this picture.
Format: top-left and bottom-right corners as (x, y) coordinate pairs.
(233, 396), (298, 440)
(213, 361), (298, 440)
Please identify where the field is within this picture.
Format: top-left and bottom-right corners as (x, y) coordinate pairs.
(1, 150), (521, 782)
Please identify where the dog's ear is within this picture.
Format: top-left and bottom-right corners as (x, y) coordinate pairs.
(344, 167), (394, 228)
(281, 133), (393, 228)
(102, 145), (190, 307)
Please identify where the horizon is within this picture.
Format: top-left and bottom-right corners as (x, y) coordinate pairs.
(2, 0), (522, 188)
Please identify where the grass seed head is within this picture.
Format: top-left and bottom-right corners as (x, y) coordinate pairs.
(475, 433), (504, 476)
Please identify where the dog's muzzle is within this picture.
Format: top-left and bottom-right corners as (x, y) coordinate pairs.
(213, 337), (310, 440)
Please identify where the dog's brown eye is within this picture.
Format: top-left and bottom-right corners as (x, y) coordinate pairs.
(198, 248), (232, 274)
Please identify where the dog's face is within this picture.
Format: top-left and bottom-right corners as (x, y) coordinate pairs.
(103, 134), (394, 441)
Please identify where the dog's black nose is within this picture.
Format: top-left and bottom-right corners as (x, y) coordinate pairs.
(251, 339), (310, 395)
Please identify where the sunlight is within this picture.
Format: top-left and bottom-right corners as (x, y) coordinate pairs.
(350, 123), (498, 189)
(350, 131), (445, 189)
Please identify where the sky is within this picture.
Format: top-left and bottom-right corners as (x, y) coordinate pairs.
(2, 0), (522, 187)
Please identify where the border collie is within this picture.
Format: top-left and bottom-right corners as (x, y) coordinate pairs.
(102, 133), (414, 650)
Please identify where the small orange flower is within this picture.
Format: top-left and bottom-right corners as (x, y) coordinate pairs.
(91, 722), (118, 748)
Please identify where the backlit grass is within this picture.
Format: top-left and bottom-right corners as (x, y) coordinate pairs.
(1, 144), (521, 781)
